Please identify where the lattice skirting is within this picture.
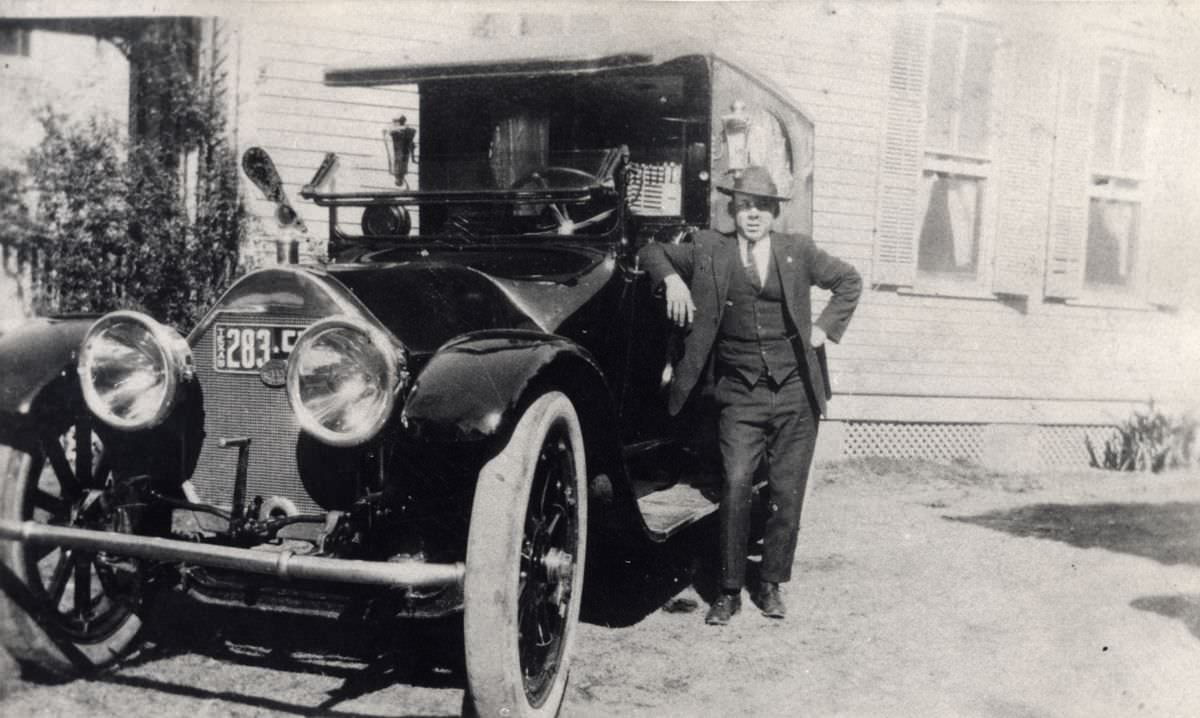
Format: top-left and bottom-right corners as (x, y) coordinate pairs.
(840, 421), (1117, 467)
(842, 421), (984, 462)
(1036, 424), (1120, 467)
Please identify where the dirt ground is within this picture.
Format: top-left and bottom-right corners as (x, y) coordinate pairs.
(2, 458), (1199, 717)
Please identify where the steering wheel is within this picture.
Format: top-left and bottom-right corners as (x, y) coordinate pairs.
(510, 167), (613, 235)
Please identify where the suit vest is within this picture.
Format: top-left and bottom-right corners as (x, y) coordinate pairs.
(716, 249), (797, 385)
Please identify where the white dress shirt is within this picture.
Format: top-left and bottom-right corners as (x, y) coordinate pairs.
(739, 234), (771, 285)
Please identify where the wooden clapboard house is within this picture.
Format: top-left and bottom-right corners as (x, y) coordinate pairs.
(2, 4), (1198, 468)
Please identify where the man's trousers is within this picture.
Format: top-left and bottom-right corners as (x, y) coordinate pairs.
(712, 370), (819, 590)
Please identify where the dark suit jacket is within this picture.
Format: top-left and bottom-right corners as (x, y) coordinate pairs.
(639, 229), (861, 417)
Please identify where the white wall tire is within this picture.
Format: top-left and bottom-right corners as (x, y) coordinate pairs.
(0, 424), (145, 677)
(463, 391), (587, 718)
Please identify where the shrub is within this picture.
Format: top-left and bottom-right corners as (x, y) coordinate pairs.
(5, 20), (242, 333)
(19, 112), (131, 316)
(0, 166), (32, 279)
(1087, 405), (1197, 473)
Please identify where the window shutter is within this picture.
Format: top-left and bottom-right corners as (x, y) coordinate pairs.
(1144, 64), (1197, 309)
(991, 32), (1056, 296)
(873, 14), (928, 286)
(1044, 42), (1095, 299)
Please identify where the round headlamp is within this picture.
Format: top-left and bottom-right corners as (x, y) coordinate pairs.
(286, 317), (406, 447)
(78, 311), (193, 430)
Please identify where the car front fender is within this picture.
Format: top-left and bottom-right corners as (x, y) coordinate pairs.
(400, 328), (652, 546)
(400, 329), (608, 444)
(0, 316), (95, 445)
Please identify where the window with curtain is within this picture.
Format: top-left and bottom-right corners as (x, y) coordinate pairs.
(916, 18), (996, 281)
(917, 172), (982, 273)
(1085, 196), (1138, 286)
(1085, 53), (1150, 291)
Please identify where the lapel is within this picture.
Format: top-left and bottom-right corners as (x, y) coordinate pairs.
(711, 233), (737, 310)
(770, 232), (801, 325)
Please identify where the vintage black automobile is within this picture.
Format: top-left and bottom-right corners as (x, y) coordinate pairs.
(0, 36), (814, 717)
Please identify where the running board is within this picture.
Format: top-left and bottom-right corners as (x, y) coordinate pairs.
(638, 484), (718, 538)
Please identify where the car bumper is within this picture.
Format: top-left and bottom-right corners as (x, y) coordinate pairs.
(0, 519), (465, 589)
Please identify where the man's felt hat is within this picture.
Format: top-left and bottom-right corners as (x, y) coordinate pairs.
(716, 166), (791, 201)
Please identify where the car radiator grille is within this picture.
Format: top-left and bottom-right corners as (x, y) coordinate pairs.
(189, 316), (322, 515)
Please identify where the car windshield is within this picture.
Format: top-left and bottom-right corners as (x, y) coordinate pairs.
(419, 148), (621, 238)
(314, 147), (621, 242)
(311, 64), (710, 244)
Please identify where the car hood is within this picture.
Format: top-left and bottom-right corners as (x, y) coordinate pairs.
(196, 245), (614, 356)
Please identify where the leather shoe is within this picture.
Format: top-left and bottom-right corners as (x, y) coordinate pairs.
(704, 592), (741, 625)
(753, 581), (786, 619)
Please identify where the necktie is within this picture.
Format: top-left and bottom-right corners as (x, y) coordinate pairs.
(743, 243), (762, 292)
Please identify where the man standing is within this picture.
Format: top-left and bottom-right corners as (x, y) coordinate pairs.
(639, 167), (861, 625)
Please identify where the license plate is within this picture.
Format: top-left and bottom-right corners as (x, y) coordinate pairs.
(214, 324), (302, 373)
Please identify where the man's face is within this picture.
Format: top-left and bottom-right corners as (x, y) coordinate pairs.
(732, 194), (775, 242)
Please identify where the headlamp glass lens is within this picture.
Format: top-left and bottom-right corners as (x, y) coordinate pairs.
(83, 321), (169, 425)
(295, 326), (391, 437)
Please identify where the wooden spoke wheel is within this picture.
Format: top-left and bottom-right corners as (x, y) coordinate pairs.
(463, 392), (588, 717)
(0, 419), (146, 676)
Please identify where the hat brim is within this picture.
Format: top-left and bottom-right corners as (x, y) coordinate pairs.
(715, 185), (791, 201)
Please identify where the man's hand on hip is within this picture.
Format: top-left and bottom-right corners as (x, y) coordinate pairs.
(664, 274), (695, 327)
(810, 325), (827, 348)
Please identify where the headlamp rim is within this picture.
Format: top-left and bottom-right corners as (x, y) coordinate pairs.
(77, 310), (191, 430)
(285, 316), (404, 447)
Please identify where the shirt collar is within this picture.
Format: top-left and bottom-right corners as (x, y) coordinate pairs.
(738, 233), (770, 255)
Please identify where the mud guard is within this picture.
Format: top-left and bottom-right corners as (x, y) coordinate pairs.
(0, 317), (95, 442)
(401, 330), (597, 443)
(400, 329), (653, 544)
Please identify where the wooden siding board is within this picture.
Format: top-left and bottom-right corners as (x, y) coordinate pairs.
(811, 227), (875, 246)
(717, 6), (891, 53)
(813, 212), (877, 231)
(228, 8), (1200, 426)
(826, 394), (1147, 424)
(246, 20), (455, 50)
(833, 373), (1152, 403)
(815, 166), (877, 187)
(813, 151), (878, 174)
(808, 241), (873, 261)
(258, 78), (418, 107)
(784, 90), (886, 115)
(809, 103), (886, 127)
(256, 109), (418, 137)
(815, 181), (877, 203)
(254, 95), (418, 123)
(254, 129), (403, 162)
(258, 41), (377, 65)
(815, 136), (879, 158)
(813, 197), (875, 217)
(770, 74), (887, 103)
(816, 122), (883, 144)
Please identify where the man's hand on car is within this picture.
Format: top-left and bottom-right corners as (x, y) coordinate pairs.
(664, 274), (695, 327)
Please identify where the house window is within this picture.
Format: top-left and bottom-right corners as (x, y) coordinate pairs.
(1085, 53), (1150, 291)
(1085, 192), (1138, 287)
(917, 171), (982, 274)
(0, 27), (30, 57)
(916, 18), (996, 281)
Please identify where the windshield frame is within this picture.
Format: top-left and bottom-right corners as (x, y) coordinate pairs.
(302, 148), (628, 246)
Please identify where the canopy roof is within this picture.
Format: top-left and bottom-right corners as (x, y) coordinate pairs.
(324, 35), (716, 86)
(324, 33), (813, 124)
